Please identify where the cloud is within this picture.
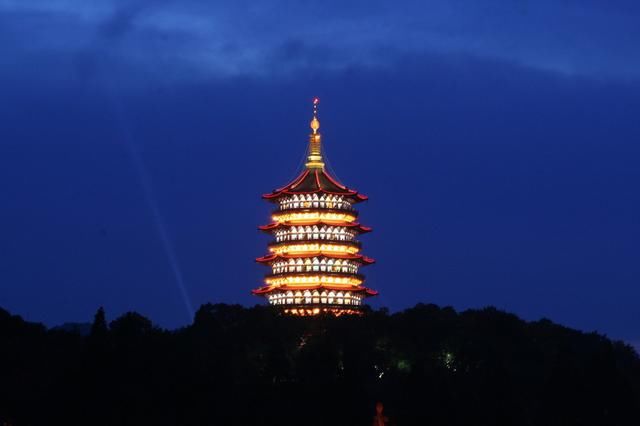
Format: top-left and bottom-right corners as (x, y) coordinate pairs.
(0, 0), (639, 84)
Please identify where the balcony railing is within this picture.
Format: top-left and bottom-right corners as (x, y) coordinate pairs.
(274, 231), (357, 243)
(267, 239), (361, 249)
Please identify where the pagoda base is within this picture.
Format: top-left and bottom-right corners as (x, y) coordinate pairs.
(281, 304), (364, 317)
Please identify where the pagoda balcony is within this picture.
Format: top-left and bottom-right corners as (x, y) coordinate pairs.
(268, 294), (365, 307)
(264, 288), (372, 308)
(276, 194), (356, 212)
(270, 211), (359, 226)
(273, 232), (358, 244)
(269, 258), (364, 275)
(277, 202), (354, 212)
(278, 305), (365, 316)
(263, 269), (365, 286)
(271, 207), (359, 219)
(265, 271), (365, 281)
(267, 239), (361, 251)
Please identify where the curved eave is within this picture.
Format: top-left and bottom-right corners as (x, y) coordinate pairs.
(262, 169), (368, 202)
(259, 221), (372, 233)
(252, 284), (378, 296)
(263, 191), (368, 202)
(256, 253), (376, 265)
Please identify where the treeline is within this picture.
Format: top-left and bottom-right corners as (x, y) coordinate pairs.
(0, 303), (638, 426)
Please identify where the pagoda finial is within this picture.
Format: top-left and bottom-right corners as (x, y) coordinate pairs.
(306, 97), (324, 169)
(310, 97), (320, 134)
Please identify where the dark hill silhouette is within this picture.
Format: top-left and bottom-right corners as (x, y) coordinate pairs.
(50, 322), (92, 336)
(0, 304), (638, 426)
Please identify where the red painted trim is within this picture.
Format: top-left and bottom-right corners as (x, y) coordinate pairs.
(314, 169), (322, 189)
(263, 169), (311, 199)
(259, 221), (372, 233)
(265, 189), (367, 199)
(252, 284), (379, 295)
(255, 253), (376, 264)
(284, 169), (310, 191)
(262, 168), (369, 201)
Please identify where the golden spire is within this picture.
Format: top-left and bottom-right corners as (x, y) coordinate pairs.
(305, 97), (325, 169)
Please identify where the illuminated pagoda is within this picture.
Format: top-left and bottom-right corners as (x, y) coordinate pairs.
(252, 98), (377, 315)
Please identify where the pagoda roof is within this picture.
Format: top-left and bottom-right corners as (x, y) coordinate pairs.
(255, 253), (376, 265)
(251, 284), (379, 296)
(263, 168), (368, 202)
(259, 221), (372, 233)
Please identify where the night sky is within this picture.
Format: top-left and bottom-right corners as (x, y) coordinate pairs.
(1, 1), (639, 347)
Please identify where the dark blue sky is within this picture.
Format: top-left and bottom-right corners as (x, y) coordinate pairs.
(1, 0), (639, 346)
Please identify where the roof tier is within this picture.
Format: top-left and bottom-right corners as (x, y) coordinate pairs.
(259, 221), (372, 233)
(263, 168), (368, 202)
(252, 284), (378, 296)
(256, 253), (376, 265)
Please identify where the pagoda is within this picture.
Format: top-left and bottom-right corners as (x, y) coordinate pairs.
(252, 99), (377, 316)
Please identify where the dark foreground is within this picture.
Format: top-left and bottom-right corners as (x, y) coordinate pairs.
(1, 303), (638, 426)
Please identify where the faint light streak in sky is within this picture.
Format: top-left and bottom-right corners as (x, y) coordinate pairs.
(106, 87), (195, 322)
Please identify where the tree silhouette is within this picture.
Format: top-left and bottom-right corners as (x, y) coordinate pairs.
(90, 306), (108, 338)
(0, 303), (638, 426)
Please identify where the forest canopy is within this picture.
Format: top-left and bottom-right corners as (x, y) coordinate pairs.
(1, 303), (638, 426)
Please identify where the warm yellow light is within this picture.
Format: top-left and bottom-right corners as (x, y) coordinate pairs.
(272, 211), (356, 224)
(265, 275), (363, 286)
(269, 243), (359, 255)
(284, 307), (363, 317)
